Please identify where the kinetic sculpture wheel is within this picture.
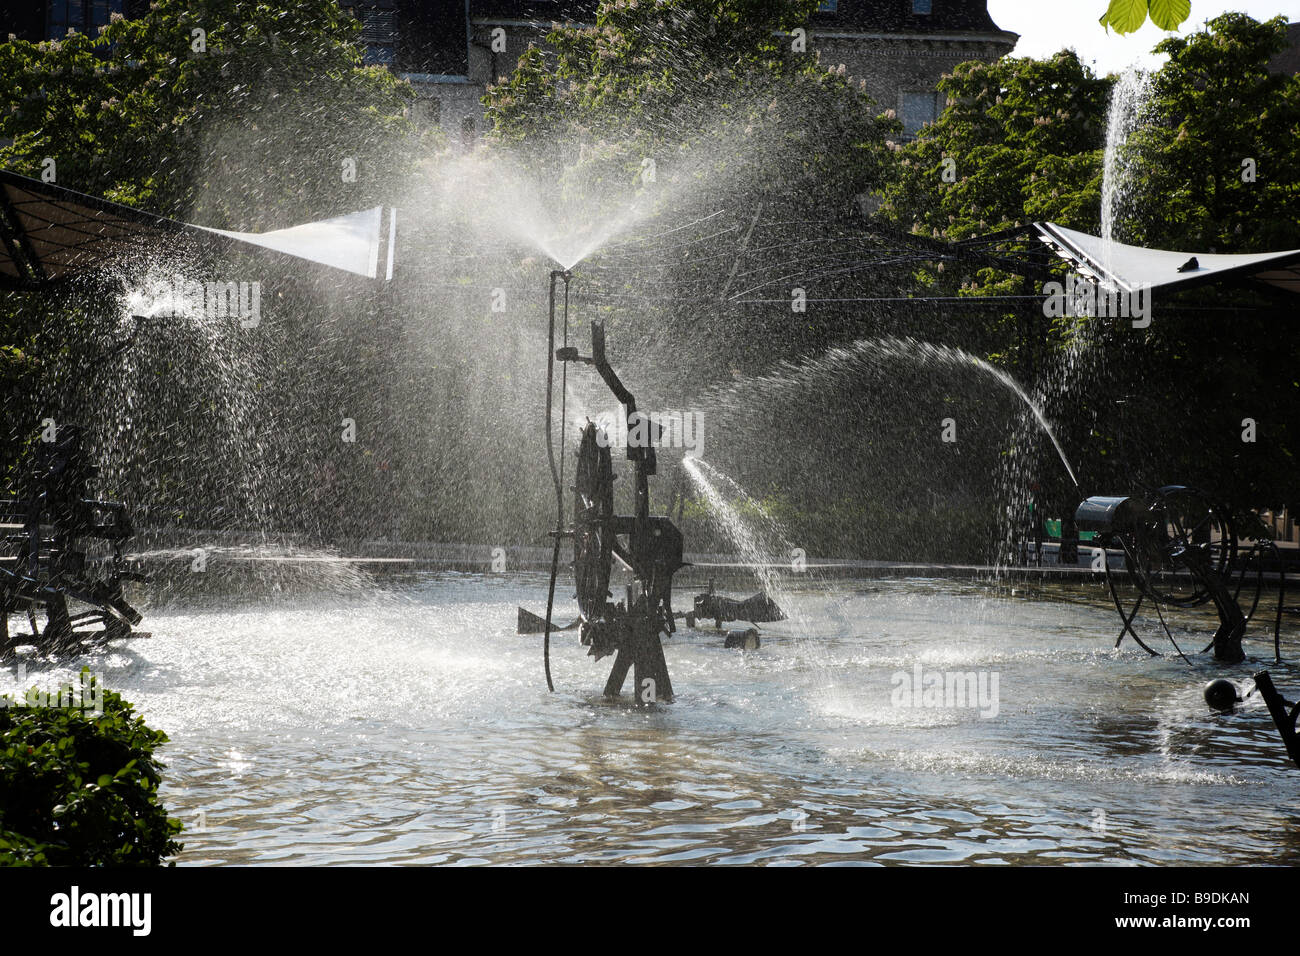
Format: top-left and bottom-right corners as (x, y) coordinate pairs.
(1076, 485), (1284, 664)
(1124, 486), (1236, 608)
(572, 423), (614, 624)
(0, 425), (146, 656)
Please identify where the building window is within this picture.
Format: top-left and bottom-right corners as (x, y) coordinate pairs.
(47, 0), (123, 38)
(349, 0), (396, 65)
(818, 1), (838, 10)
(901, 92), (939, 137)
(364, 43), (395, 66)
(913, 0), (933, 13)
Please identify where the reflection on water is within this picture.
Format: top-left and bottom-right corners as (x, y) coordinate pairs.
(4, 573), (1299, 865)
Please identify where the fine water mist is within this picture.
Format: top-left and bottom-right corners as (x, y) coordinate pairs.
(706, 335), (1078, 490)
(692, 333), (1079, 566)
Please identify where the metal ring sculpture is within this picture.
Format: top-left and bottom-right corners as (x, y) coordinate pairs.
(1077, 486), (1280, 664)
(1124, 486), (1236, 609)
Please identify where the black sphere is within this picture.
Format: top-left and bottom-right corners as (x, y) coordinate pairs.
(1204, 678), (1238, 712)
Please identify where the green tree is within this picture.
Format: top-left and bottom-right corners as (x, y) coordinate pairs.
(879, 51), (1111, 246)
(0, 0), (417, 226)
(1125, 13), (1300, 252)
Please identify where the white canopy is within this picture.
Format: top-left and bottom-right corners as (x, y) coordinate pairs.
(198, 206), (397, 280)
(0, 169), (397, 289)
(1034, 221), (1300, 297)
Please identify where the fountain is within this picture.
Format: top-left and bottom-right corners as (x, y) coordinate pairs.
(1100, 65), (1154, 250)
(2, 21), (1298, 874)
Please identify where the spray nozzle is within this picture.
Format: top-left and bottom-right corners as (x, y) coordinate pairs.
(555, 346), (590, 364)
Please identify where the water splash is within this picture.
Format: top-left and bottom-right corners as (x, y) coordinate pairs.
(682, 456), (792, 602)
(705, 336), (1079, 491)
(411, 149), (702, 271)
(1101, 65), (1154, 252)
(681, 457), (826, 676)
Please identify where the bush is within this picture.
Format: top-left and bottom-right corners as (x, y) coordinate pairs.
(0, 670), (183, 866)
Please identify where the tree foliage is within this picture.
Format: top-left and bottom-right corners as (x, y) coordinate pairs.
(484, 0), (897, 210)
(879, 51), (1111, 243)
(1126, 13), (1300, 252)
(0, 0), (417, 225)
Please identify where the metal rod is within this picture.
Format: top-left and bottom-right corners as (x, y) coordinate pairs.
(1276, 556), (1287, 665)
(541, 269), (572, 693)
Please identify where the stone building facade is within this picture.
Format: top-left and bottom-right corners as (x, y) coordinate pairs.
(354, 1), (1018, 141)
(806, 1), (1018, 136)
(3, 1), (1020, 142)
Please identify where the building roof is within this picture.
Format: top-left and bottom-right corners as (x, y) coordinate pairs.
(1268, 22), (1300, 76)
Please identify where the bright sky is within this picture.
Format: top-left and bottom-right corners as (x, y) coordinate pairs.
(987, 0), (1300, 75)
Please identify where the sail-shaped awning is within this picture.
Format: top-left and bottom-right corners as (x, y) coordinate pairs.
(195, 206), (396, 281)
(1034, 221), (1300, 297)
(0, 168), (396, 290)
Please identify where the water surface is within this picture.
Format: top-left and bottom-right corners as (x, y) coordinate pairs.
(6, 574), (1296, 865)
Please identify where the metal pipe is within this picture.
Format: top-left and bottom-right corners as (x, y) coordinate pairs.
(541, 269), (572, 693)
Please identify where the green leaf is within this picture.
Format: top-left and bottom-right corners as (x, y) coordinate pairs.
(1148, 0), (1191, 31)
(1100, 0), (1150, 35)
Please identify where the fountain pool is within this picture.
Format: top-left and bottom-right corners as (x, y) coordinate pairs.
(6, 572), (1295, 865)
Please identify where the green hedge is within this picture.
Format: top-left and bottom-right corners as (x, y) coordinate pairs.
(0, 670), (182, 866)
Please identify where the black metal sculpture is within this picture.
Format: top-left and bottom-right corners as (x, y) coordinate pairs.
(1076, 486), (1285, 663)
(1, 425), (146, 656)
(683, 579), (786, 630)
(1250, 671), (1300, 769)
(520, 270), (684, 703)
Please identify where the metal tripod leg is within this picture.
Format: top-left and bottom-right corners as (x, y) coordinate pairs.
(604, 622), (674, 704)
(632, 625), (674, 704)
(1253, 671), (1300, 770)
(1104, 561), (1159, 656)
(604, 645), (633, 698)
